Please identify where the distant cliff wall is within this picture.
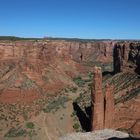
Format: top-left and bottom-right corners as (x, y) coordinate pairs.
(0, 40), (113, 64)
(113, 42), (140, 74)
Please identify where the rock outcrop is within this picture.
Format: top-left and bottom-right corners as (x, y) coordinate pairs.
(59, 129), (130, 140)
(104, 84), (114, 129)
(92, 67), (114, 130)
(113, 42), (140, 74)
(92, 67), (104, 130)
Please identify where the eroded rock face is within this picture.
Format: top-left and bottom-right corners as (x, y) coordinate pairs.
(92, 67), (115, 130)
(114, 94), (140, 137)
(0, 40), (113, 63)
(0, 40), (114, 104)
(104, 84), (114, 129)
(113, 42), (140, 74)
(92, 66), (104, 130)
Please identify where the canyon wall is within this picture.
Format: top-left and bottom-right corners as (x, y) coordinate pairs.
(113, 42), (140, 74)
(0, 40), (113, 64)
(1, 40), (140, 75)
(0, 39), (113, 103)
(0, 39), (140, 104)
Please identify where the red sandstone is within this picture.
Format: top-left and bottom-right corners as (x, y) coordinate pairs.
(92, 67), (115, 130)
(92, 66), (104, 130)
(104, 84), (114, 129)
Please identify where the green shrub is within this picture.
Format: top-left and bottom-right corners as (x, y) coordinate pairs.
(21, 76), (34, 89)
(60, 117), (63, 120)
(64, 87), (78, 93)
(64, 88), (69, 93)
(28, 130), (37, 139)
(71, 111), (76, 117)
(88, 72), (93, 80)
(26, 122), (35, 129)
(69, 87), (78, 93)
(73, 123), (80, 130)
(73, 76), (85, 87)
(5, 127), (26, 137)
(43, 96), (70, 113)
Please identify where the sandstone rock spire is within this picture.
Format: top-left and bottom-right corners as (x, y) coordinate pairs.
(91, 66), (115, 131)
(91, 66), (104, 130)
(104, 84), (114, 129)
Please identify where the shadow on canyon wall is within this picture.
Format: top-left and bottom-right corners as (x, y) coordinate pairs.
(113, 44), (122, 74)
(113, 43), (140, 75)
(102, 71), (114, 76)
(73, 102), (91, 132)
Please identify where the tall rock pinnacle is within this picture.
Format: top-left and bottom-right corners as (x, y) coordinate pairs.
(91, 66), (115, 131)
(91, 66), (104, 130)
(104, 84), (114, 129)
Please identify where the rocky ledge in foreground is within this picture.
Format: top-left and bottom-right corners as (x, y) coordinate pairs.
(59, 129), (139, 140)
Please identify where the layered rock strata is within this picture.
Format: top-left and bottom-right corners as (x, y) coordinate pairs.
(92, 67), (114, 130)
(92, 67), (104, 130)
(104, 84), (114, 129)
(113, 42), (140, 74)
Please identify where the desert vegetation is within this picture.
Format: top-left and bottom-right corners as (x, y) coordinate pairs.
(43, 96), (70, 113)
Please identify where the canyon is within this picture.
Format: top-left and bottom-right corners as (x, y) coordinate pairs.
(0, 38), (139, 140)
(0, 39), (113, 103)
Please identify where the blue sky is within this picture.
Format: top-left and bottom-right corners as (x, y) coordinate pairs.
(0, 0), (140, 39)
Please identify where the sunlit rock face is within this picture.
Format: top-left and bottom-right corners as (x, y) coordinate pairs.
(0, 39), (140, 104)
(92, 66), (104, 130)
(0, 40), (113, 63)
(91, 67), (115, 131)
(0, 40), (114, 104)
(0, 39), (140, 138)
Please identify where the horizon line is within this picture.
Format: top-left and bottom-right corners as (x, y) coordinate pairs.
(0, 35), (140, 41)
